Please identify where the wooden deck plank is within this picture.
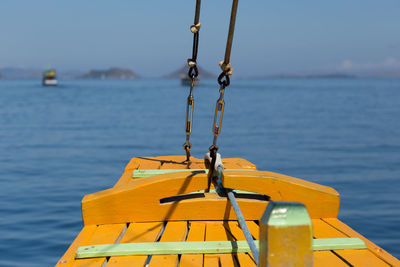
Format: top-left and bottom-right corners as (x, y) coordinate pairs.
(160, 156), (191, 169)
(187, 157), (256, 170)
(204, 222), (236, 267)
(246, 221), (259, 240)
(114, 158), (141, 187)
(314, 251), (349, 267)
(56, 225), (97, 267)
(313, 219), (390, 266)
(137, 156), (163, 170)
(222, 158), (257, 170)
(148, 221), (188, 267)
(224, 221), (257, 266)
(187, 158), (208, 169)
(323, 218), (400, 266)
(71, 224), (126, 267)
(180, 222), (206, 267)
(107, 222), (164, 267)
(313, 219), (347, 238)
(311, 220), (349, 267)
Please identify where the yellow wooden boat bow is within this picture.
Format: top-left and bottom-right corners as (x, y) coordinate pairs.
(56, 155), (400, 266)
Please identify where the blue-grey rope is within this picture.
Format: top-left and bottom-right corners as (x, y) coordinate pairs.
(216, 166), (259, 265)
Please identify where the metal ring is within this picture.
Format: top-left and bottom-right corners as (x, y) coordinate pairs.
(188, 66), (199, 79)
(217, 72), (230, 87)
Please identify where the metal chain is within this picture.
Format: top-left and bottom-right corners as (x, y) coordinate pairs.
(183, 0), (202, 161)
(208, 0), (239, 177)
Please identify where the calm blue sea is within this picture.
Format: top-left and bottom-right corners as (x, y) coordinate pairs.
(0, 78), (399, 266)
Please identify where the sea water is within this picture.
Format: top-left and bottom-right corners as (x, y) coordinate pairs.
(0, 78), (399, 266)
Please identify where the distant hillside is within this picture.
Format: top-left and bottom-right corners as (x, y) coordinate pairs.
(359, 70), (400, 78)
(0, 73), (3, 79)
(257, 73), (357, 79)
(164, 65), (215, 78)
(81, 68), (139, 79)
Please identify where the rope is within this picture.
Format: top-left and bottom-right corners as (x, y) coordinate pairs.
(223, 0), (239, 67)
(214, 166), (259, 265)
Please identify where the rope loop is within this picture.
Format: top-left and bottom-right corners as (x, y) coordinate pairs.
(219, 61), (233, 75)
(190, 23), (202, 34)
(187, 59), (197, 68)
(183, 142), (192, 161)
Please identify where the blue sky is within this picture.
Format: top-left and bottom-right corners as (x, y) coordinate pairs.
(0, 0), (399, 76)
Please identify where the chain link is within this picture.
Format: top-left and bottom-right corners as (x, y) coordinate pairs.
(211, 85), (226, 146)
(183, 79), (195, 160)
(207, 82), (228, 178)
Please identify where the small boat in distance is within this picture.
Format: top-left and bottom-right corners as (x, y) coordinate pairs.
(42, 69), (58, 86)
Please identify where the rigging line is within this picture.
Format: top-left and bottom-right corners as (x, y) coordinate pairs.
(208, 0), (239, 177)
(216, 166), (259, 265)
(223, 0), (239, 66)
(194, 0), (201, 25)
(183, 0), (202, 161)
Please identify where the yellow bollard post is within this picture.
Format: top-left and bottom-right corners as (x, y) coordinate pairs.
(259, 201), (313, 267)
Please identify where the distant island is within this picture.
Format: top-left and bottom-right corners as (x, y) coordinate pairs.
(256, 73), (357, 79)
(81, 68), (139, 79)
(1, 66), (400, 79)
(164, 65), (215, 78)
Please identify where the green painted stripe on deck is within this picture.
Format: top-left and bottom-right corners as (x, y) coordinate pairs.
(132, 169), (255, 178)
(312, 238), (366, 250)
(76, 238), (366, 259)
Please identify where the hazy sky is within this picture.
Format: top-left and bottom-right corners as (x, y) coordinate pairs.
(1, 0), (399, 76)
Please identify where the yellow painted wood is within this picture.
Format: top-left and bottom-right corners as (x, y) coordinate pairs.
(313, 219), (345, 238)
(113, 158), (140, 187)
(313, 219), (390, 266)
(107, 222), (164, 267)
(259, 202), (313, 267)
(160, 156), (191, 169)
(58, 156), (400, 266)
(124, 157), (141, 172)
(222, 170), (340, 218)
(323, 218), (400, 266)
(113, 171), (136, 188)
(223, 221), (257, 266)
(246, 221), (259, 240)
(82, 171), (272, 225)
(222, 158), (257, 170)
(314, 251), (349, 267)
(139, 155), (186, 169)
(71, 224), (126, 267)
(180, 222), (206, 267)
(82, 170), (339, 225)
(56, 225), (97, 267)
(204, 222), (236, 267)
(136, 156), (162, 169)
(148, 221), (188, 267)
(113, 156), (257, 187)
